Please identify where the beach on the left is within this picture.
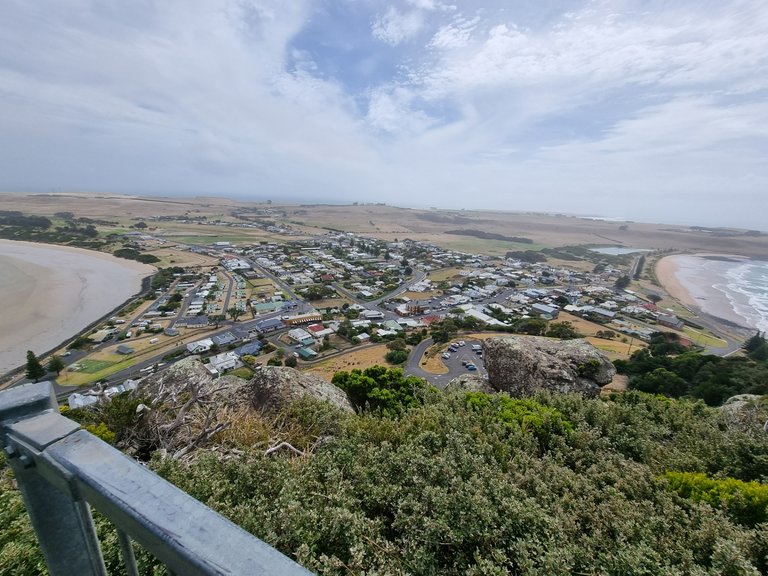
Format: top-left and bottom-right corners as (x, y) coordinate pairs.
(0, 240), (155, 376)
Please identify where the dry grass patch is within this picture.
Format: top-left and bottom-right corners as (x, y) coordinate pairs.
(305, 344), (390, 381)
(146, 247), (217, 268)
(428, 267), (464, 282)
(586, 337), (643, 360)
(602, 374), (629, 395)
(556, 312), (608, 337)
(420, 344), (449, 375)
(401, 290), (441, 300)
(312, 297), (353, 309)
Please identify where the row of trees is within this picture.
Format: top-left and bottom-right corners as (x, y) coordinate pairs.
(428, 316), (582, 343)
(24, 350), (64, 382)
(618, 332), (768, 405)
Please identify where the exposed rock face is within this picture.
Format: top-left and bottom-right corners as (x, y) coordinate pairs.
(134, 358), (352, 458)
(719, 394), (766, 431)
(445, 374), (495, 394)
(483, 336), (616, 398)
(249, 366), (354, 413)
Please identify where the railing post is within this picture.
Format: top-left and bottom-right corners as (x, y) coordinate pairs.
(0, 382), (107, 576)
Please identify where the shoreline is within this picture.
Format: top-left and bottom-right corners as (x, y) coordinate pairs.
(654, 256), (698, 311)
(0, 240), (155, 377)
(655, 253), (757, 333)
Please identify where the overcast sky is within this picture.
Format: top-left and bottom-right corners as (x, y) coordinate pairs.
(1, 0), (766, 229)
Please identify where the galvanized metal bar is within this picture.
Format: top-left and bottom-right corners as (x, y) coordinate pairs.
(0, 382), (107, 576)
(44, 429), (312, 575)
(1, 382), (314, 576)
(116, 527), (140, 576)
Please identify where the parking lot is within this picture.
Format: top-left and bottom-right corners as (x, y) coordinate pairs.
(439, 339), (488, 380)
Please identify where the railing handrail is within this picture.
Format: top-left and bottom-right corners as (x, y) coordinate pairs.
(0, 381), (314, 576)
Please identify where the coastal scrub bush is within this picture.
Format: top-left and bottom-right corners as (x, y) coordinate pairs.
(465, 392), (573, 450)
(664, 471), (768, 526)
(332, 365), (428, 415)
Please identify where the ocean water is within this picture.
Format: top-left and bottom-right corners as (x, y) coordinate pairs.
(674, 256), (768, 333)
(719, 259), (768, 333)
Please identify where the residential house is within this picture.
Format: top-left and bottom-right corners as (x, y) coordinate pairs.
(288, 328), (315, 346)
(186, 338), (214, 354)
(657, 313), (684, 330)
(208, 351), (240, 374)
(255, 318), (284, 333)
(530, 303), (560, 319)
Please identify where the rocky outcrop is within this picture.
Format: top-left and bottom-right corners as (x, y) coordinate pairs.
(483, 336), (616, 398)
(133, 358), (352, 458)
(248, 366), (354, 413)
(445, 373), (495, 394)
(719, 394), (766, 431)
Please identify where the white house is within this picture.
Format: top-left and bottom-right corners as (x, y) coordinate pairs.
(68, 393), (99, 410)
(186, 338), (214, 354)
(208, 351), (240, 374)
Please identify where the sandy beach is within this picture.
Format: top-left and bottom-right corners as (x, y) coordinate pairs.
(0, 240), (155, 376)
(655, 256), (698, 309)
(655, 254), (760, 330)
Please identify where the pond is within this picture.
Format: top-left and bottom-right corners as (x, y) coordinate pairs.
(590, 247), (651, 255)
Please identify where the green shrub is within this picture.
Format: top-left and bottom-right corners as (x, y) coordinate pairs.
(465, 392), (573, 450)
(664, 471), (768, 526)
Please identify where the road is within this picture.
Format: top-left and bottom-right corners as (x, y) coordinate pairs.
(405, 337), (488, 389)
(246, 258), (301, 301)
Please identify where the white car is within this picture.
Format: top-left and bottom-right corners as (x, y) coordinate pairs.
(442, 352), (451, 359)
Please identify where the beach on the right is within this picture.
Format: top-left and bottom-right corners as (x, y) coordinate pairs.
(656, 254), (768, 334)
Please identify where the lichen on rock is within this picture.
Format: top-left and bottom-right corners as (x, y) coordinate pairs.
(483, 336), (616, 398)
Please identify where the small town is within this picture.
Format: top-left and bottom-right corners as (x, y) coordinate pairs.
(23, 222), (729, 410)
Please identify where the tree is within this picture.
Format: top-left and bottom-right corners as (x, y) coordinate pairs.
(430, 319), (458, 344)
(284, 356), (298, 368)
(332, 365), (427, 414)
(546, 321), (581, 340)
(743, 332), (768, 361)
(227, 307), (244, 322)
(647, 293), (663, 304)
(321, 335), (332, 351)
(47, 355), (65, 376)
(632, 367), (689, 397)
(615, 275), (631, 290)
(515, 318), (547, 336)
(386, 338), (407, 352)
(208, 314), (226, 328)
(743, 332), (766, 354)
(385, 349), (408, 365)
(25, 351), (46, 382)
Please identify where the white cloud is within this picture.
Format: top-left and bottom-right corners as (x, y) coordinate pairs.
(0, 0), (766, 229)
(372, 6), (425, 46)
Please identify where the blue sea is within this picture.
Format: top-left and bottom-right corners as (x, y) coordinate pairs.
(674, 256), (768, 333)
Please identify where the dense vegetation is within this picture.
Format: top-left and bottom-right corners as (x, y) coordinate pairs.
(112, 247), (160, 264)
(445, 229), (534, 244)
(0, 210), (107, 248)
(618, 332), (768, 405)
(5, 381), (768, 574)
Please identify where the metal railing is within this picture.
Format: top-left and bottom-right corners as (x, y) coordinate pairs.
(0, 381), (314, 576)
